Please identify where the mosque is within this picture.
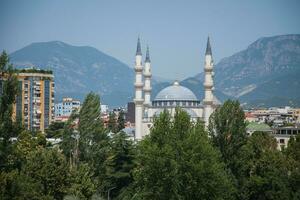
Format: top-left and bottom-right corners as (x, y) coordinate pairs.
(133, 37), (220, 140)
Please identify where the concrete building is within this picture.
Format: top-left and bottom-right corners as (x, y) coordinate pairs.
(55, 97), (80, 121)
(1, 70), (55, 132)
(133, 37), (220, 140)
(272, 126), (300, 150)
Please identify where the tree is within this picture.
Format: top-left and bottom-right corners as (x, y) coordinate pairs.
(107, 112), (117, 133)
(77, 92), (109, 195)
(67, 163), (96, 200)
(130, 109), (234, 200)
(233, 132), (292, 199)
(22, 148), (70, 200)
(0, 170), (53, 200)
(45, 121), (65, 138)
(104, 131), (135, 199)
(285, 134), (300, 199)
(0, 51), (20, 171)
(208, 100), (247, 173)
(240, 151), (291, 200)
(116, 111), (125, 133)
(61, 110), (79, 164)
(78, 92), (106, 161)
(12, 130), (42, 170)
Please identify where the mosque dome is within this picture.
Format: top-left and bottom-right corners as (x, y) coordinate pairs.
(154, 81), (198, 101)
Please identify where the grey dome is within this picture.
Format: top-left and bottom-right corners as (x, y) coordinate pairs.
(155, 81), (198, 101)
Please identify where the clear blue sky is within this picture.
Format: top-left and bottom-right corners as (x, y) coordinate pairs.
(1, 0), (299, 80)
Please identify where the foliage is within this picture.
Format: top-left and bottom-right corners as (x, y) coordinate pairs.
(45, 121), (65, 138)
(130, 109), (235, 200)
(67, 163), (96, 200)
(116, 111), (125, 132)
(15, 68), (53, 74)
(107, 112), (117, 133)
(208, 100), (247, 173)
(104, 131), (135, 199)
(78, 92), (106, 161)
(285, 134), (300, 199)
(236, 132), (291, 199)
(22, 147), (70, 200)
(0, 51), (20, 171)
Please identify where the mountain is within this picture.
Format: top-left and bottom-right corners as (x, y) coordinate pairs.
(9, 35), (300, 108)
(183, 34), (300, 107)
(10, 41), (135, 107)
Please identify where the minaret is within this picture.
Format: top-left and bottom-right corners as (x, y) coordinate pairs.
(203, 37), (214, 127)
(143, 46), (152, 112)
(134, 38), (144, 140)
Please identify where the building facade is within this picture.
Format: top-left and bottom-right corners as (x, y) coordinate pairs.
(55, 97), (81, 121)
(9, 71), (55, 132)
(133, 37), (220, 140)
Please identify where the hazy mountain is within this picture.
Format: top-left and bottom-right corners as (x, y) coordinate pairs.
(10, 41), (136, 107)
(183, 34), (300, 107)
(9, 34), (300, 108)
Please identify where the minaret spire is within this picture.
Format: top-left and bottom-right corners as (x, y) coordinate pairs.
(145, 45), (151, 63)
(136, 37), (142, 56)
(205, 36), (212, 56)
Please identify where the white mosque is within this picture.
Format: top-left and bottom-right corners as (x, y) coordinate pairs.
(133, 37), (220, 140)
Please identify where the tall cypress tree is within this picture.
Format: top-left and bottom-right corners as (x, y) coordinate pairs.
(0, 51), (19, 170)
(116, 110), (125, 133)
(78, 92), (106, 161)
(208, 100), (247, 173)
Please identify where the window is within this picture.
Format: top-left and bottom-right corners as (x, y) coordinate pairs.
(279, 139), (285, 144)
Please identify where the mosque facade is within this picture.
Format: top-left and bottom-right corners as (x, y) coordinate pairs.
(133, 37), (220, 140)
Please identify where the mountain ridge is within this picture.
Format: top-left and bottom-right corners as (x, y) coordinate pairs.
(8, 34), (300, 107)
(183, 34), (300, 107)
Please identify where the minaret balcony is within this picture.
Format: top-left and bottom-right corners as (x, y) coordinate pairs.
(134, 98), (144, 104)
(143, 87), (152, 92)
(203, 82), (213, 88)
(203, 99), (214, 105)
(135, 65), (143, 72)
(204, 65), (213, 71)
(134, 82), (144, 88)
(143, 72), (152, 77)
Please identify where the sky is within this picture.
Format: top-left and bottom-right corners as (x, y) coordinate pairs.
(0, 0), (300, 80)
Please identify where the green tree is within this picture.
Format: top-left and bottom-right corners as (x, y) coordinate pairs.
(104, 131), (135, 199)
(77, 92), (109, 195)
(78, 92), (106, 161)
(285, 134), (300, 199)
(0, 51), (19, 170)
(131, 109), (234, 200)
(116, 111), (125, 132)
(61, 110), (79, 164)
(108, 112), (117, 133)
(234, 132), (292, 199)
(240, 151), (291, 200)
(208, 100), (247, 173)
(22, 148), (70, 200)
(67, 163), (96, 200)
(45, 121), (65, 138)
(0, 170), (53, 200)
(13, 130), (41, 170)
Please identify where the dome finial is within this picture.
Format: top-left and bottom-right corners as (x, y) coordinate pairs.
(173, 80), (180, 86)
